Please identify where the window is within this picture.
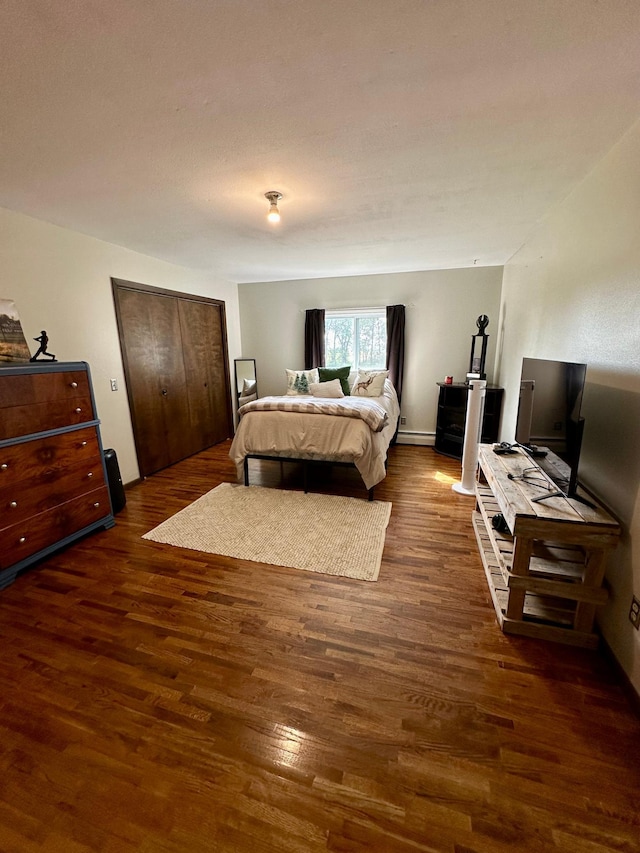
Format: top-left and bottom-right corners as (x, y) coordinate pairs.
(325, 309), (386, 371)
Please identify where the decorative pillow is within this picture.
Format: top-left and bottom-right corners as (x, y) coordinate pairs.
(351, 369), (389, 397)
(242, 378), (257, 395)
(285, 368), (319, 395)
(308, 379), (344, 399)
(318, 365), (351, 395)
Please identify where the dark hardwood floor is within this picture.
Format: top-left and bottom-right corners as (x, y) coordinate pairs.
(0, 443), (638, 852)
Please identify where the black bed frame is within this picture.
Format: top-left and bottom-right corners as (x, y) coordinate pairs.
(243, 454), (375, 501)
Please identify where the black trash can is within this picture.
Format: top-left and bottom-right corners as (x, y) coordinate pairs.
(103, 448), (126, 515)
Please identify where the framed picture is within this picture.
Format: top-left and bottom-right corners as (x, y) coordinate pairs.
(0, 299), (32, 363)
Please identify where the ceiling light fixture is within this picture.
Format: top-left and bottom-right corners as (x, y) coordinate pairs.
(265, 191), (282, 223)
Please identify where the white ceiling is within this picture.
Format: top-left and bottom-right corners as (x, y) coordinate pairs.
(2, 1), (640, 283)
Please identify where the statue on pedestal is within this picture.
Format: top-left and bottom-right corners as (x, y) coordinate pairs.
(476, 314), (489, 335)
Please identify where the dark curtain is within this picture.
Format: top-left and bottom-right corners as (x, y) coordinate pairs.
(304, 308), (325, 369)
(386, 304), (405, 404)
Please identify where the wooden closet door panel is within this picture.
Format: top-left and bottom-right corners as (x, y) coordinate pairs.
(116, 290), (191, 475)
(113, 278), (233, 478)
(178, 299), (232, 448)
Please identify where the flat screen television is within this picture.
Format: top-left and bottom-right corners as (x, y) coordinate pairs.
(515, 357), (588, 502)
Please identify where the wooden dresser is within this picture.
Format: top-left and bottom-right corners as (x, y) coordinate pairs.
(0, 361), (114, 589)
(472, 444), (620, 648)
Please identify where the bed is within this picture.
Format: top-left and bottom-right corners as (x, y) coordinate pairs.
(229, 370), (400, 499)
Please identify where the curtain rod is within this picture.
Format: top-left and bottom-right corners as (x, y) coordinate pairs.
(324, 307), (386, 314)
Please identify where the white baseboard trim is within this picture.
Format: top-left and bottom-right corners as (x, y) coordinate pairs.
(396, 431), (435, 447)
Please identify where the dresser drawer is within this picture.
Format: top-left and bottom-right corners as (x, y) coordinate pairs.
(0, 370), (90, 408)
(0, 486), (111, 569)
(0, 454), (106, 529)
(0, 426), (102, 483)
(0, 396), (95, 440)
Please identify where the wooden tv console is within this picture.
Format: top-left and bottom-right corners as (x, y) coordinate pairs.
(472, 444), (620, 648)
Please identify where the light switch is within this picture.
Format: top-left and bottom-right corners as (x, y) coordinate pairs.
(110, 379), (118, 391)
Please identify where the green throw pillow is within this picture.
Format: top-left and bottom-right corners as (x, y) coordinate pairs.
(318, 366), (351, 395)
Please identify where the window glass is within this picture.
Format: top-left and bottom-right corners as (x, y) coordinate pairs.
(325, 310), (386, 371)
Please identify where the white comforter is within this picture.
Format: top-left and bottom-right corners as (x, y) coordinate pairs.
(229, 380), (400, 489)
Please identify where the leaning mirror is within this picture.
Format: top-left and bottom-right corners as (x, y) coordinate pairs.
(234, 358), (258, 409)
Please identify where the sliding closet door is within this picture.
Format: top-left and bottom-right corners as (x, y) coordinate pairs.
(178, 298), (232, 449)
(113, 280), (232, 478)
(113, 288), (190, 475)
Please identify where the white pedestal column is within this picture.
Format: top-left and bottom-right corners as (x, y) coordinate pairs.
(452, 379), (487, 496)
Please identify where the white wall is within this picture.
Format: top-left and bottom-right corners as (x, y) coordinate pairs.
(497, 119), (640, 693)
(238, 267), (503, 441)
(1, 207), (240, 484)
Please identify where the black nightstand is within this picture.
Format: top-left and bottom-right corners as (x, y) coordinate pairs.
(434, 382), (504, 458)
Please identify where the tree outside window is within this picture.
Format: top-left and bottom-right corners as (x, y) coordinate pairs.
(325, 310), (386, 371)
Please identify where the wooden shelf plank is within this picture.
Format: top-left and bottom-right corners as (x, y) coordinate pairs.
(506, 574), (608, 604)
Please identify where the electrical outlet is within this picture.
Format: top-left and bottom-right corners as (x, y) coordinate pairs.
(110, 378), (118, 391)
(400, 416), (406, 425)
(629, 595), (640, 630)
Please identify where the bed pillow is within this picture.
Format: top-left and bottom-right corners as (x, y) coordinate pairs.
(308, 379), (344, 399)
(242, 378), (257, 395)
(285, 368), (319, 395)
(318, 365), (351, 395)
(351, 369), (389, 397)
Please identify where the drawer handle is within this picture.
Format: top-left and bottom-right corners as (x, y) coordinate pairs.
(19, 536), (26, 544)
(87, 471), (94, 478)
(1, 463), (7, 470)
(70, 381), (79, 388)
(75, 407), (82, 414)
(9, 501), (17, 509)
(81, 441), (87, 447)
(93, 502), (100, 508)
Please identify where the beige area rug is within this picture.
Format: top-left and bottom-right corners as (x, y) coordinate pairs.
(143, 483), (392, 581)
